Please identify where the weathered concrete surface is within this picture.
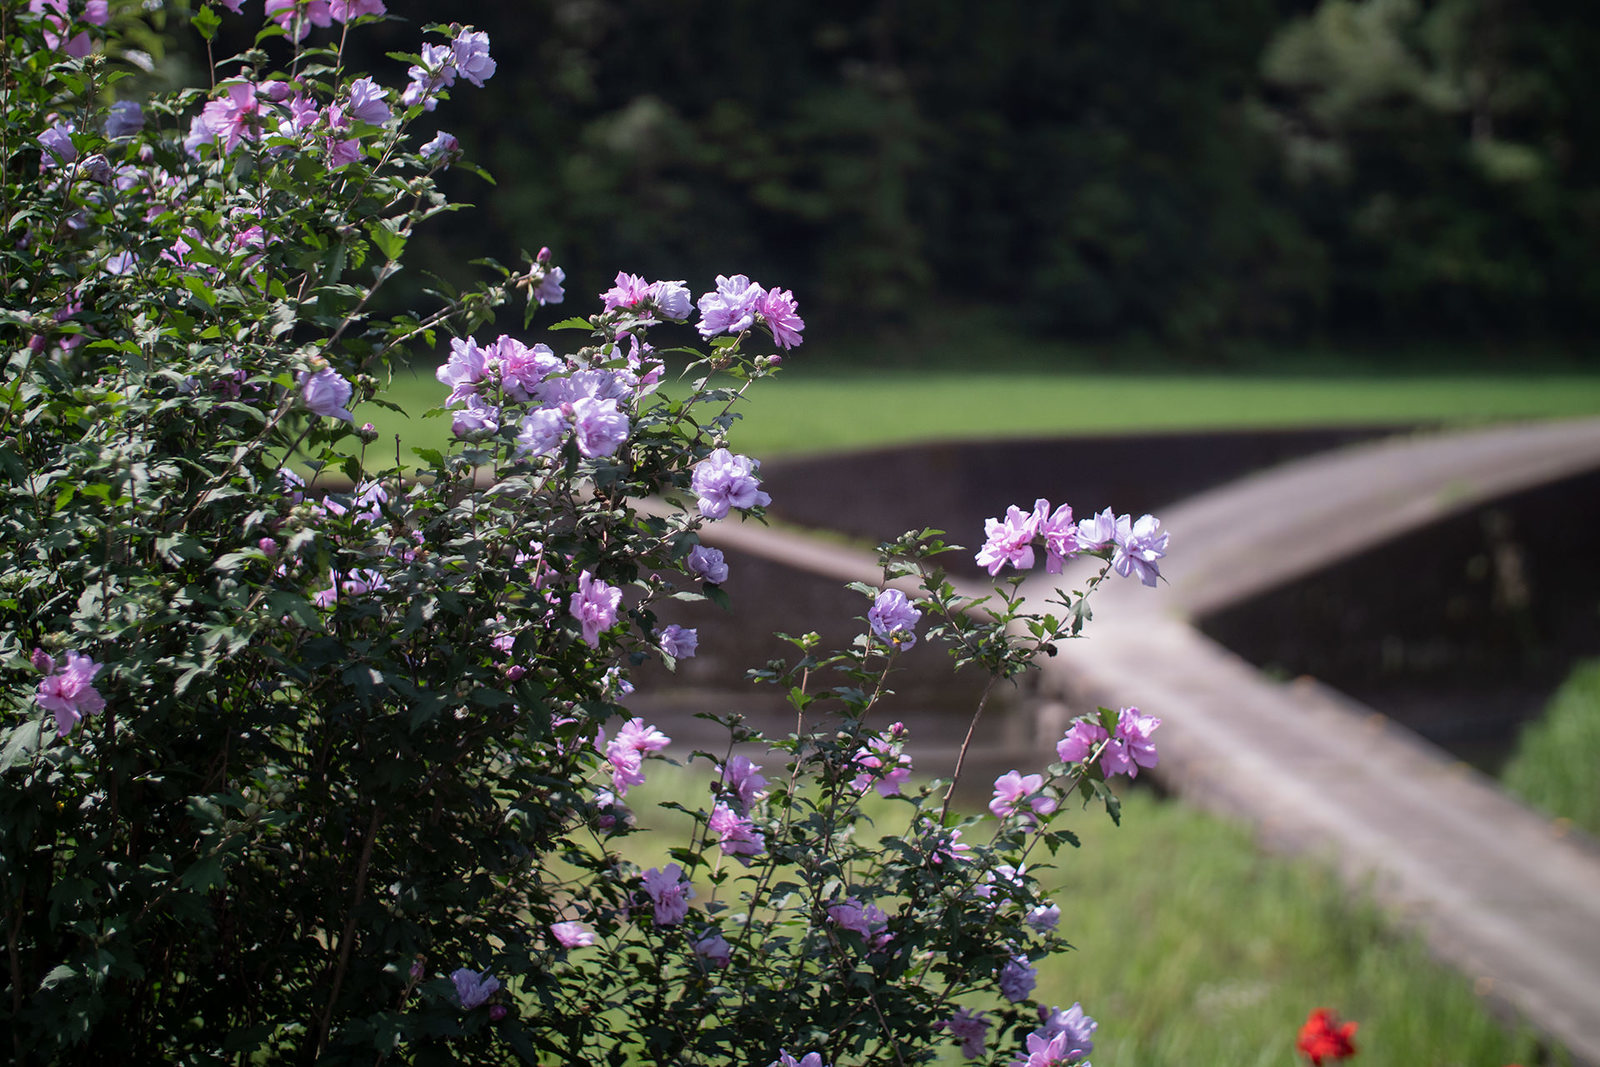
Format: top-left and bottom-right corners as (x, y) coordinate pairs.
(683, 417), (1600, 1063)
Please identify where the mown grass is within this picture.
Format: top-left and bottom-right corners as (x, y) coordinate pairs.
(1503, 658), (1600, 837)
(607, 765), (1557, 1067)
(369, 362), (1600, 463)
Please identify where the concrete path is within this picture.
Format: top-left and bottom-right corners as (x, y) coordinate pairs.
(688, 418), (1600, 1064)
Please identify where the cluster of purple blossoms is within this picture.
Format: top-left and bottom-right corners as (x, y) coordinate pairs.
(1056, 706), (1161, 779)
(639, 863), (693, 925)
(989, 769), (1058, 829)
(690, 448), (770, 519)
(33, 649), (106, 737)
(1026, 902), (1061, 933)
(866, 588), (921, 649)
(850, 722), (912, 796)
(975, 498), (1169, 587)
(695, 274), (805, 350)
(401, 29), (494, 111)
(598, 718), (669, 795)
(259, 0), (387, 41)
(599, 272), (693, 321)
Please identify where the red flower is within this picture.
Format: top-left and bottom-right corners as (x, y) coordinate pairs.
(1297, 1008), (1359, 1064)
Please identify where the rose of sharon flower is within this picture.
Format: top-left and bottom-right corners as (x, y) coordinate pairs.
(600, 717), (669, 795)
(867, 588), (921, 649)
(1035, 1002), (1096, 1058)
(691, 448), (770, 519)
(707, 802), (765, 862)
(1010, 1030), (1081, 1067)
(105, 101), (144, 139)
(640, 863), (693, 925)
(299, 367), (354, 421)
(1112, 513), (1169, 587)
(989, 770), (1057, 827)
(1026, 903), (1061, 932)
(450, 967), (500, 1010)
(35, 650), (106, 737)
(827, 897), (891, 948)
(1055, 719), (1108, 765)
(1296, 1008), (1358, 1065)
(659, 624), (697, 660)
(345, 77), (391, 125)
(695, 274), (763, 338)
(720, 755), (768, 810)
(692, 929), (732, 968)
(329, 0), (386, 21)
(1000, 956), (1038, 1003)
(850, 724), (912, 796)
(1102, 706), (1160, 779)
(755, 286), (805, 349)
(686, 544), (728, 583)
(976, 501), (1044, 575)
(569, 570), (621, 648)
(944, 1007), (991, 1060)
(451, 30), (496, 86)
(769, 1052), (827, 1067)
(570, 396), (629, 458)
(421, 131), (460, 165)
(549, 921), (594, 948)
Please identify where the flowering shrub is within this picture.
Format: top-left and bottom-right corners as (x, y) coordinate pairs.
(0, 3), (1170, 1065)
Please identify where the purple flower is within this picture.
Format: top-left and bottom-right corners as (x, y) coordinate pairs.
(450, 967), (500, 1010)
(1055, 719), (1108, 765)
(1036, 1002), (1096, 1057)
(827, 897), (891, 948)
(325, 135), (361, 169)
(345, 77), (391, 124)
(1026, 903), (1061, 933)
(402, 42), (457, 111)
(312, 568), (388, 608)
(1074, 507), (1117, 551)
(867, 588), (920, 649)
(695, 274), (763, 338)
(1102, 706), (1160, 778)
(755, 286), (805, 349)
(686, 544), (728, 583)
(421, 130), (460, 165)
(328, 0), (385, 20)
(600, 271), (653, 311)
(37, 121), (76, 171)
(989, 770), (1056, 826)
(640, 864), (693, 925)
(299, 367), (354, 421)
(720, 754), (767, 810)
(1010, 1030), (1080, 1067)
(708, 801), (765, 862)
(976, 501), (1044, 576)
(659, 624), (697, 660)
(533, 264), (566, 305)
(451, 30), (496, 86)
(494, 337), (561, 402)
(691, 448), (770, 519)
(569, 570), (621, 648)
(516, 408), (566, 458)
(450, 395), (500, 439)
(104, 101), (144, 139)
(601, 717), (669, 795)
(265, 0), (331, 40)
(549, 921), (594, 948)
(1000, 956), (1037, 1003)
(693, 929), (732, 968)
(322, 478), (387, 523)
(769, 1052), (827, 1067)
(436, 336), (489, 405)
(1112, 513), (1168, 587)
(649, 279), (692, 320)
(943, 1008), (991, 1060)
(35, 650), (106, 737)
(571, 396), (629, 458)
(1037, 501), (1080, 573)
(850, 724), (912, 796)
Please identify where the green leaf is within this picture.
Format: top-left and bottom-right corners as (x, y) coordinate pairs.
(179, 853), (226, 893)
(1, 719), (45, 773)
(367, 219), (407, 262)
(547, 317), (594, 332)
(192, 3), (221, 40)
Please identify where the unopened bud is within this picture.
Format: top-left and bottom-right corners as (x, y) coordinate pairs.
(80, 153), (113, 185)
(536, 246), (551, 264)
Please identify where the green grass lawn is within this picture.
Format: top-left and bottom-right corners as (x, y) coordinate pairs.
(1503, 658), (1600, 838)
(370, 363), (1600, 463)
(607, 766), (1557, 1066)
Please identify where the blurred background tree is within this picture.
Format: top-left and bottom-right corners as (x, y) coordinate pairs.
(200, 0), (1599, 356)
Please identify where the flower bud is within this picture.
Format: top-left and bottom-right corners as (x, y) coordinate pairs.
(80, 153), (113, 185)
